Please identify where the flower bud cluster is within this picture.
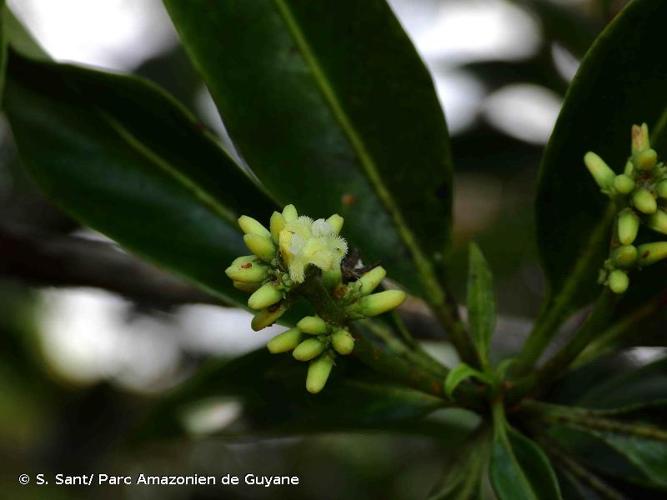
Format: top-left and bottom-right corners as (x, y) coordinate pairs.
(225, 204), (407, 393)
(585, 124), (667, 293)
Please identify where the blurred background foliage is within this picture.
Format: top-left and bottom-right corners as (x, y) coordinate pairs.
(5, 0), (664, 498)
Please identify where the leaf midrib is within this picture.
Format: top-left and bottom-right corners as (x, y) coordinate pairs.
(271, 0), (447, 303)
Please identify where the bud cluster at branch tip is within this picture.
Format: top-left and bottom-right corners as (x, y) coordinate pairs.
(584, 124), (667, 293)
(226, 204), (407, 393)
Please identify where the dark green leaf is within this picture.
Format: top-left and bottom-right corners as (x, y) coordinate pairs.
(536, 0), (667, 312)
(467, 243), (496, 365)
(138, 348), (446, 441)
(5, 52), (276, 304)
(428, 427), (491, 500)
(163, 0), (454, 299)
(490, 424), (562, 500)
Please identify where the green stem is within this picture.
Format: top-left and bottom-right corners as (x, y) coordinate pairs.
(522, 400), (667, 442)
(508, 290), (618, 402)
(512, 203), (617, 376)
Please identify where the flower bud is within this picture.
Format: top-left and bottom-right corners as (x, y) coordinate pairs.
(584, 152), (615, 192)
(613, 174), (635, 195)
(269, 211), (286, 243)
(612, 245), (637, 268)
(244, 233), (276, 262)
(657, 180), (667, 199)
(248, 282), (283, 310)
(322, 268), (342, 289)
(233, 281), (260, 293)
(326, 214), (344, 234)
(637, 242), (667, 266)
(293, 338), (325, 361)
(282, 204), (298, 222)
(631, 123), (650, 153)
(617, 209), (640, 245)
(356, 266), (387, 295)
(267, 328), (302, 354)
(635, 148), (658, 171)
(331, 329), (354, 355)
(354, 290), (406, 317)
(306, 355), (334, 394)
(297, 316), (328, 335)
(647, 210), (667, 235)
(225, 256), (269, 283)
(251, 304), (287, 331)
(624, 160), (634, 176)
(238, 215), (271, 238)
(608, 269), (629, 294)
(632, 188), (657, 214)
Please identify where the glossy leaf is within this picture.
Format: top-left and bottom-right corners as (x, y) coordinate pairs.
(163, 0), (454, 298)
(466, 243), (496, 366)
(428, 428), (491, 500)
(490, 425), (562, 500)
(4, 52), (276, 304)
(536, 0), (667, 312)
(138, 348), (445, 441)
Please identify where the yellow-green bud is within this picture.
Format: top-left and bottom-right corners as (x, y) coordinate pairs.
(306, 355), (334, 394)
(637, 242), (667, 266)
(244, 233), (276, 262)
(617, 209), (640, 245)
(282, 204), (298, 222)
(613, 174), (635, 195)
(584, 152), (615, 192)
(612, 245), (638, 268)
(357, 266), (386, 295)
(326, 214), (344, 235)
(635, 148), (658, 171)
(233, 281), (260, 293)
(355, 290), (406, 317)
(631, 123), (650, 154)
(251, 304), (287, 331)
(238, 215), (271, 238)
(608, 269), (629, 294)
(225, 256), (269, 283)
(632, 188), (657, 214)
(331, 329), (354, 355)
(297, 316), (328, 335)
(267, 328), (302, 354)
(269, 211), (286, 243)
(322, 268), (342, 289)
(293, 338), (325, 361)
(657, 180), (667, 199)
(624, 160), (634, 176)
(248, 282), (283, 310)
(647, 210), (667, 235)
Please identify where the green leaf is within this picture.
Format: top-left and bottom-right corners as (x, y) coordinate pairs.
(466, 243), (496, 366)
(138, 348), (446, 441)
(490, 408), (562, 500)
(428, 427), (491, 500)
(535, 0), (667, 313)
(163, 0), (454, 300)
(444, 363), (492, 399)
(4, 52), (276, 304)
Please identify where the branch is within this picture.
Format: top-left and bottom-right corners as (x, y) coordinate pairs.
(0, 223), (221, 307)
